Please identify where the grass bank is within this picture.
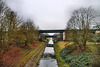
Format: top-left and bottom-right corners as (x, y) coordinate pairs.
(0, 41), (46, 67)
(54, 41), (100, 67)
(54, 41), (70, 67)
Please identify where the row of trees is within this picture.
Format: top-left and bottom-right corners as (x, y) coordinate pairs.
(0, 1), (38, 52)
(66, 7), (99, 50)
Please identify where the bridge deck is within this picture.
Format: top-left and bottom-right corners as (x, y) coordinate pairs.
(39, 29), (65, 33)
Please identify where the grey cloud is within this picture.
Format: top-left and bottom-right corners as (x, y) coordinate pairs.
(5, 0), (100, 29)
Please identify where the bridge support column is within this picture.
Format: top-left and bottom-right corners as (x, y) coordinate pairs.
(63, 32), (65, 40)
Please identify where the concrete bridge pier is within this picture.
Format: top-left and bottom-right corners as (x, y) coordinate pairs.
(63, 32), (65, 40)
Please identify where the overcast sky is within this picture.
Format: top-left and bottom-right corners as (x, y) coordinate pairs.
(5, 0), (100, 30)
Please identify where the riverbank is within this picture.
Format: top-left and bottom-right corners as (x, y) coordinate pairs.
(25, 43), (46, 67)
(0, 41), (46, 67)
(54, 41), (100, 67)
(54, 41), (70, 67)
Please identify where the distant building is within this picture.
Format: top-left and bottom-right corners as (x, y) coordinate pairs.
(92, 23), (100, 34)
(95, 31), (100, 34)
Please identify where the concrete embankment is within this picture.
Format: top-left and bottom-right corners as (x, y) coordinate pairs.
(25, 44), (46, 67)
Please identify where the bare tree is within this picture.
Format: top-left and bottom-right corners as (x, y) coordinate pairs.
(66, 7), (98, 50)
(0, 0), (21, 48)
(93, 22), (100, 29)
(20, 19), (38, 46)
(0, 0), (6, 49)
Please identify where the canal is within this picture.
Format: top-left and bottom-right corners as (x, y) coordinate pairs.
(39, 38), (58, 67)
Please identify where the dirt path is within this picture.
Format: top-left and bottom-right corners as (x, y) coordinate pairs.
(25, 44), (46, 67)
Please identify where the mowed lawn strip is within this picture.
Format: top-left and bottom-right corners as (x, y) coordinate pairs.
(57, 41), (74, 49)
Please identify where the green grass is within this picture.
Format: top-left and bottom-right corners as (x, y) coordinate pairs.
(17, 42), (45, 67)
(54, 42), (70, 67)
(60, 47), (95, 67)
(87, 45), (97, 53)
(55, 41), (100, 67)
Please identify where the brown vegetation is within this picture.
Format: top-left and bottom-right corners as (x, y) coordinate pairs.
(0, 1), (40, 67)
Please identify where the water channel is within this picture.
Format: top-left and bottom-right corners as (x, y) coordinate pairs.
(39, 38), (58, 67)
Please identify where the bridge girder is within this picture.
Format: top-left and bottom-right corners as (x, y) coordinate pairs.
(38, 29), (66, 40)
(45, 35), (57, 38)
(39, 30), (65, 33)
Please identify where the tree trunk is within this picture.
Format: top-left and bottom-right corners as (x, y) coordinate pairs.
(83, 40), (87, 51)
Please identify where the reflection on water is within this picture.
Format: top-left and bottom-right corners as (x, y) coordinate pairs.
(39, 47), (58, 67)
(43, 53), (55, 59)
(39, 38), (58, 67)
(48, 38), (54, 44)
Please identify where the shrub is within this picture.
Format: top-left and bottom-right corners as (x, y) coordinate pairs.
(88, 35), (100, 42)
(60, 45), (95, 67)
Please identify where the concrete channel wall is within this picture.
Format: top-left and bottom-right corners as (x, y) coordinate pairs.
(24, 45), (46, 67)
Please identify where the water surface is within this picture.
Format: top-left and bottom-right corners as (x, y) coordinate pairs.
(39, 38), (58, 67)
